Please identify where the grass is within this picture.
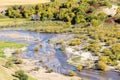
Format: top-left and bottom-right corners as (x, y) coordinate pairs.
(72, 56), (81, 62)
(0, 41), (26, 58)
(0, 16), (68, 32)
(0, 0), (50, 7)
(0, 16), (28, 27)
(28, 76), (37, 80)
(0, 41), (26, 49)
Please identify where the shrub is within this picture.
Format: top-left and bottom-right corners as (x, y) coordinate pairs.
(99, 56), (109, 64)
(110, 60), (118, 66)
(5, 60), (13, 68)
(91, 19), (101, 27)
(46, 69), (54, 73)
(14, 70), (28, 80)
(34, 47), (39, 51)
(85, 43), (102, 55)
(15, 49), (22, 54)
(0, 51), (5, 58)
(115, 32), (120, 39)
(111, 43), (120, 54)
(103, 48), (112, 56)
(14, 59), (23, 64)
(69, 39), (81, 46)
(68, 70), (76, 76)
(39, 44), (43, 48)
(76, 64), (83, 71)
(105, 38), (117, 46)
(97, 61), (107, 71)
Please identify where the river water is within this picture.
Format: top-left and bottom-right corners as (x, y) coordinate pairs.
(0, 30), (120, 80)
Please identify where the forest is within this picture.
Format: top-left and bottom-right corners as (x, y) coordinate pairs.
(5, 0), (120, 26)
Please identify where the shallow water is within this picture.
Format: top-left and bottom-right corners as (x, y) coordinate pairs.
(0, 30), (120, 80)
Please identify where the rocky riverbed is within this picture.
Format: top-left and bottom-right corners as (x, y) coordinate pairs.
(0, 30), (120, 80)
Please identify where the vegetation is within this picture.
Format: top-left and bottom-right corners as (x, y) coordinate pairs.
(0, 0), (119, 79)
(97, 61), (107, 71)
(0, 41), (26, 58)
(46, 69), (54, 73)
(69, 39), (81, 46)
(14, 70), (28, 80)
(85, 43), (102, 55)
(68, 70), (76, 76)
(34, 47), (39, 51)
(4, 0), (111, 25)
(0, 41), (25, 49)
(76, 64), (83, 71)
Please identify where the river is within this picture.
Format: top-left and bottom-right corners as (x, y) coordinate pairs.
(0, 30), (120, 80)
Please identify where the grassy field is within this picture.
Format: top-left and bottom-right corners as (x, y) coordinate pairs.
(0, 17), (28, 27)
(0, 41), (25, 49)
(0, 41), (26, 58)
(0, 0), (50, 7)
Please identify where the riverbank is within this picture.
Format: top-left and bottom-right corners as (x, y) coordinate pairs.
(0, 30), (120, 80)
(18, 58), (81, 80)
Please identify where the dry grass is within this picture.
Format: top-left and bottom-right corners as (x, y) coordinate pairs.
(0, 0), (50, 7)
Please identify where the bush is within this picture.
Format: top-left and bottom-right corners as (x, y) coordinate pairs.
(68, 70), (76, 76)
(111, 43), (120, 54)
(91, 19), (101, 27)
(103, 48), (112, 56)
(14, 59), (23, 64)
(105, 38), (117, 46)
(39, 44), (43, 48)
(5, 60), (13, 68)
(85, 43), (102, 55)
(97, 61), (107, 71)
(69, 39), (81, 46)
(110, 60), (118, 66)
(14, 70), (28, 80)
(76, 64), (83, 71)
(0, 51), (5, 58)
(46, 69), (54, 73)
(34, 47), (39, 51)
(15, 49), (22, 54)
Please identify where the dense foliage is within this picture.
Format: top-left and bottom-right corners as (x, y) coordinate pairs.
(6, 0), (110, 25)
